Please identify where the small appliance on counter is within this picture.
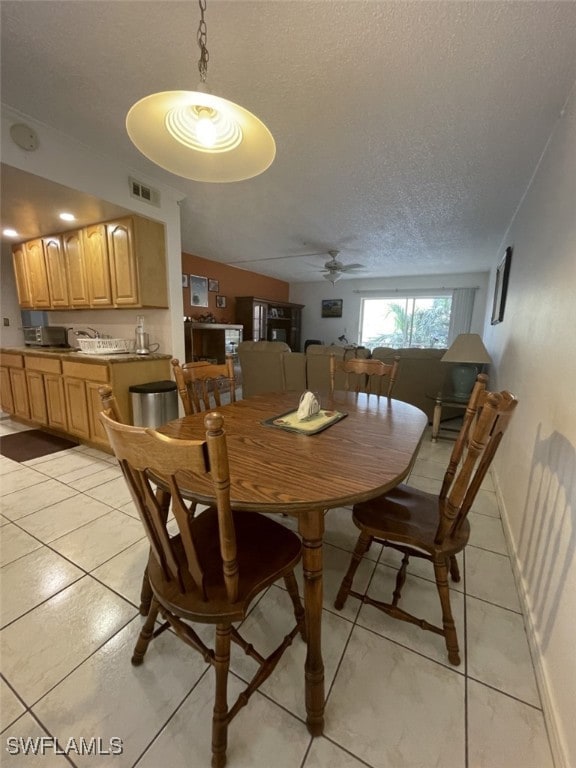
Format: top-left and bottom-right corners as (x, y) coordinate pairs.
(23, 326), (69, 347)
(134, 315), (159, 355)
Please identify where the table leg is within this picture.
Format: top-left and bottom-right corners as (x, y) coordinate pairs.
(298, 508), (325, 736)
(432, 396), (442, 442)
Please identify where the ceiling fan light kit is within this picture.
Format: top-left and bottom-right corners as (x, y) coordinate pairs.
(319, 249), (364, 283)
(126, 0), (275, 182)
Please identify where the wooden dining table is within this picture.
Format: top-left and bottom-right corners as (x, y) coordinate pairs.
(158, 390), (428, 736)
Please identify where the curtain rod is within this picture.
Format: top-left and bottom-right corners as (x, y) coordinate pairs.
(352, 287), (480, 295)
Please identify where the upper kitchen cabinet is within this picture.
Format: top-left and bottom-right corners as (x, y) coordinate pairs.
(11, 243), (33, 308)
(43, 235), (70, 308)
(84, 223), (113, 306)
(106, 216), (168, 307)
(62, 230), (91, 307)
(11, 214), (169, 310)
(14, 236), (70, 309)
(25, 239), (52, 308)
(11, 238), (52, 309)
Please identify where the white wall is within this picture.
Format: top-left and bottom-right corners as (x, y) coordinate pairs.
(290, 271), (489, 349)
(0, 106), (186, 361)
(0, 249), (24, 346)
(483, 84), (576, 767)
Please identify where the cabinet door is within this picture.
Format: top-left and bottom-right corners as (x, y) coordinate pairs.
(253, 301), (267, 341)
(43, 237), (70, 309)
(43, 235), (70, 308)
(0, 367), (14, 413)
(107, 218), (139, 306)
(9, 368), (30, 419)
(64, 377), (90, 438)
(45, 374), (68, 431)
(63, 230), (91, 307)
(86, 381), (110, 447)
(12, 244), (33, 308)
(26, 371), (48, 425)
(26, 239), (51, 308)
(84, 224), (113, 306)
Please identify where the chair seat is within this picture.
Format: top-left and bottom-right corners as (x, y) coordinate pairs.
(337, 382), (517, 668)
(148, 509), (302, 623)
(353, 484), (470, 556)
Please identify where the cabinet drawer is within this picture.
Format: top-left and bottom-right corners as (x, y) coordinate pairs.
(0, 353), (24, 369)
(25, 356), (62, 374)
(62, 360), (110, 383)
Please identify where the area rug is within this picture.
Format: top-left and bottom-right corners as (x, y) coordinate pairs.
(0, 429), (79, 462)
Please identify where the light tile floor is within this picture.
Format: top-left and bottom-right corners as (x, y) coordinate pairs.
(0, 415), (555, 767)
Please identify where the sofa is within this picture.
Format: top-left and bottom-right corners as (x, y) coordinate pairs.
(237, 341), (306, 397)
(238, 341), (456, 420)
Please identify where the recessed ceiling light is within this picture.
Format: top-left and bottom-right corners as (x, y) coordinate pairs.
(2, 228), (19, 238)
(59, 212), (76, 222)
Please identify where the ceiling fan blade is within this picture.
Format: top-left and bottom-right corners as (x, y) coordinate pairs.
(340, 263), (364, 271)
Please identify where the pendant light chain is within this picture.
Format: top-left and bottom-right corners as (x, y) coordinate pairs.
(197, 0), (209, 83)
(126, 0), (275, 181)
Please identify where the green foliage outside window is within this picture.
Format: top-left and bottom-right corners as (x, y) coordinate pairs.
(361, 297), (451, 349)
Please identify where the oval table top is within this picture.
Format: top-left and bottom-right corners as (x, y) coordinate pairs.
(158, 391), (428, 514)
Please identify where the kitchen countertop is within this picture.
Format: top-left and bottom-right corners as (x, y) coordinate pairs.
(1, 347), (172, 364)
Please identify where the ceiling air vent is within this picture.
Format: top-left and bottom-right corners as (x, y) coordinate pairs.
(129, 177), (160, 207)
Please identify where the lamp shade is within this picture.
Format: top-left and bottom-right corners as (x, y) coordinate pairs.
(442, 334), (492, 400)
(126, 90), (276, 183)
(441, 334), (492, 364)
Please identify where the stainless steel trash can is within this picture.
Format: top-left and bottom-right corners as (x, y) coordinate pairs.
(129, 380), (178, 427)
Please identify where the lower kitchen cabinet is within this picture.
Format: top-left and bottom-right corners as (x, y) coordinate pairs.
(25, 355), (68, 431)
(87, 381), (111, 445)
(1, 353), (28, 417)
(0, 365), (15, 414)
(9, 367), (30, 420)
(63, 376), (91, 440)
(45, 374), (68, 431)
(63, 359), (111, 446)
(1, 349), (171, 449)
(26, 370), (48, 425)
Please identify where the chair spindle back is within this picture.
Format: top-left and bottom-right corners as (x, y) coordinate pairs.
(435, 382), (517, 544)
(172, 357), (236, 414)
(99, 409), (239, 603)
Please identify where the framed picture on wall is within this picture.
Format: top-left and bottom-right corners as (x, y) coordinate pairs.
(491, 246), (513, 325)
(190, 275), (209, 307)
(321, 299), (343, 318)
(216, 295), (227, 308)
(208, 278), (219, 292)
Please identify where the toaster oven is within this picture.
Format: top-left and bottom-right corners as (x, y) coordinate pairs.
(23, 326), (69, 347)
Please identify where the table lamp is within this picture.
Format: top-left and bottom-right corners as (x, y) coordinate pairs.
(441, 334), (492, 400)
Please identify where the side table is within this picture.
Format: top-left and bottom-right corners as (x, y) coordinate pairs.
(427, 392), (469, 442)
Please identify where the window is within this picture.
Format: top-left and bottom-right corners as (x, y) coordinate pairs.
(360, 295), (452, 350)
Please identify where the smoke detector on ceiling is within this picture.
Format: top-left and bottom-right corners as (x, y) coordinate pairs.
(10, 123), (39, 151)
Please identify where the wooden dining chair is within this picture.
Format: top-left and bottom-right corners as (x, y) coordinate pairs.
(329, 353), (400, 396)
(99, 408), (305, 768)
(334, 375), (517, 666)
(172, 357), (236, 414)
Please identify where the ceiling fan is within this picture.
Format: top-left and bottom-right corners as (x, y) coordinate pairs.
(319, 250), (364, 284)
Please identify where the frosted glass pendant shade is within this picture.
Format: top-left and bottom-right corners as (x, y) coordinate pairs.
(126, 90), (276, 183)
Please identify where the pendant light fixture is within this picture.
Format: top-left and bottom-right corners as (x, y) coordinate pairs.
(126, 0), (275, 183)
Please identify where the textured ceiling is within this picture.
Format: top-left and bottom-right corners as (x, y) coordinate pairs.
(1, 1), (576, 283)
